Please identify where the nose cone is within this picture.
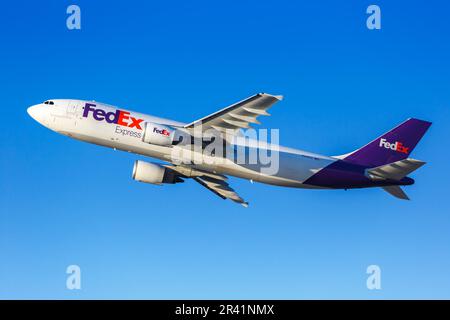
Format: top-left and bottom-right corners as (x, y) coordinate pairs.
(27, 104), (47, 125)
(27, 104), (39, 119)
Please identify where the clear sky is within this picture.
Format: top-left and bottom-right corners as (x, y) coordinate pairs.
(1, 0), (449, 299)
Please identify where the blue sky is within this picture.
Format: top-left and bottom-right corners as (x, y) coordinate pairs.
(1, 0), (450, 299)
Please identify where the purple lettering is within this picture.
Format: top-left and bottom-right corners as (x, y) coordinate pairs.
(105, 110), (119, 124)
(83, 103), (96, 118)
(93, 108), (106, 121)
(82, 103), (144, 130)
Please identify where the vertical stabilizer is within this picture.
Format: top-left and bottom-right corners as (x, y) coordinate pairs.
(341, 118), (431, 167)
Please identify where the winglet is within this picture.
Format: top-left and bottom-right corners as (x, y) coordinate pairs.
(260, 92), (283, 101)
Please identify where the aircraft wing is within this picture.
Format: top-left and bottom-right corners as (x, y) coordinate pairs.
(164, 165), (249, 207)
(193, 176), (249, 207)
(184, 93), (283, 134)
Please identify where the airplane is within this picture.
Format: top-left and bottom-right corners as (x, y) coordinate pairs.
(27, 93), (431, 206)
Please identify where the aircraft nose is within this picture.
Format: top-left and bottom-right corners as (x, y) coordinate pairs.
(27, 104), (39, 119)
(27, 104), (46, 125)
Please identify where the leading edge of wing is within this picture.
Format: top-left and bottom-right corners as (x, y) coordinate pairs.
(184, 93), (283, 130)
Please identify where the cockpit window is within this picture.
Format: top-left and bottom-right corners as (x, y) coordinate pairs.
(44, 100), (54, 105)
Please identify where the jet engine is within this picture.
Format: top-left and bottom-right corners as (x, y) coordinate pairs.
(132, 160), (183, 185)
(142, 122), (178, 146)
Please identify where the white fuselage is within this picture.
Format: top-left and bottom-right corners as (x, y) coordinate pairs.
(28, 99), (337, 188)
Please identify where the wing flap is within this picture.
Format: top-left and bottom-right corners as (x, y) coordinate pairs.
(184, 93), (282, 134)
(164, 164), (248, 206)
(228, 113), (261, 124)
(242, 107), (270, 116)
(193, 176), (249, 207)
(221, 118), (251, 129)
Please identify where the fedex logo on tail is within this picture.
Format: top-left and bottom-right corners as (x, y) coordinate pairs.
(379, 138), (409, 154)
(82, 103), (144, 130)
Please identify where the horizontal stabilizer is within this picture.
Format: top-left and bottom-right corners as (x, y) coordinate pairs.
(382, 186), (410, 200)
(366, 158), (425, 181)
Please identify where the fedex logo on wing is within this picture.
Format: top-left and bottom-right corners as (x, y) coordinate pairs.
(82, 103), (144, 130)
(153, 127), (170, 136)
(379, 138), (409, 154)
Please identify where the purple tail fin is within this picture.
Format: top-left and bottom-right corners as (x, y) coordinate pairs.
(342, 118), (432, 167)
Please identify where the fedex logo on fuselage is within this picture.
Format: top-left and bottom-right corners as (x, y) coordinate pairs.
(82, 103), (144, 130)
(153, 127), (170, 136)
(379, 138), (409, 154)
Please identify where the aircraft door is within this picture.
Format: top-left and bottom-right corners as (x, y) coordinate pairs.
(67, 100), (82, 118)
(66, 100), (82, 127)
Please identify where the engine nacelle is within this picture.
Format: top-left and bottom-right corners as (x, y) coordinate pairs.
(142, 122), (176, 146)
(132, 160), (183, 185)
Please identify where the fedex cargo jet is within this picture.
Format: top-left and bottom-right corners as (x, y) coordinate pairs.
(27, 93), (431, 206)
